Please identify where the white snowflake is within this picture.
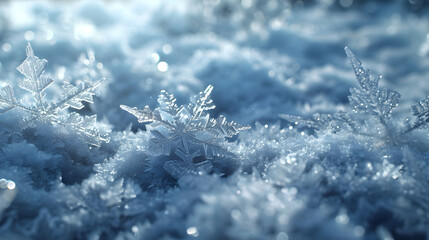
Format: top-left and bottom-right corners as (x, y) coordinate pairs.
(0, 43), (109, 146)
(280, 47), (401, 143)
(121, 85), (250, 178)
(344, 46), (401, 126)
(404, 96), (429, 133)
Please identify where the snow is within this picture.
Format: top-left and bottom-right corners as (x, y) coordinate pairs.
(1, 0), (429, 239)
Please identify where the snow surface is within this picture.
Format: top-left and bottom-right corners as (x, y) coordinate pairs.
(1, 0), (429, 239)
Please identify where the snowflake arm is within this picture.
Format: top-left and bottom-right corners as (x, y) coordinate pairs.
(0, 43), (108, 146)
(16, 43), (53, 108)
(61, 113), (110, 147)
(334, 111), (360, 133)
(0, 86), (18, 113)
(121, 85), (250, 155)
(403, 96), (429, 133)
(52, 80), (103, 110)
(189, 84), (215, 119)
(345, 47), (400, 144)
(345, 46), (400, 124)
(120, 105), (156, 123)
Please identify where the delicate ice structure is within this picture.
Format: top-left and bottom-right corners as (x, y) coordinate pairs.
(282, 47), (429, 146)
(0, 43), (109, 146)
(121, 85), (250, 178)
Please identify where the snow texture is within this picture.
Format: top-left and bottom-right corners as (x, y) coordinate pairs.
(1, 1), (429, 240)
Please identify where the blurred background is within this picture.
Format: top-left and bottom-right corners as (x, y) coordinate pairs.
(0, 0), (428, 130)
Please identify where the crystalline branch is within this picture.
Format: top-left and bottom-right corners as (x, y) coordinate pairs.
(345, 47), (400, 127)
(0, 43), (109, 146)
(121, 85), (250, 178)
(280, 47), (401, 143)
(403, 96), (429, 133)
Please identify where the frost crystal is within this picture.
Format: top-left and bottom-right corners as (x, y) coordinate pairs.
(404, 96), (429, 133)
(345, 46), (400, 124)
(280, 47), (400, 142)
(121, 85), (250, 178)
(0, 43), (109, 146)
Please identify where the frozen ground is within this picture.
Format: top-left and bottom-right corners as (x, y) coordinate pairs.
(1, 0), (429, 239)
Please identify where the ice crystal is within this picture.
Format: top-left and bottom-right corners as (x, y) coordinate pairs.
(0, 43), (109, 146)
(404, 96), (429, 133)
(121, 85), (250, 178)
(344, 46), (401, 126)
(281, 47), (400, 142)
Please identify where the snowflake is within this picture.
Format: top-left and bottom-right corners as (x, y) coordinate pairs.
(344, 47), (400, 127)
(280, 47), (402, 142)
(0, 43), (109, 146)
(121, 85), (250, 178)
(403, 96), (429, 133)
(280, 47), (429, 146)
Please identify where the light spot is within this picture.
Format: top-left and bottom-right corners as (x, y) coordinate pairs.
(251, 22), (261, 32)
(56, 66), (66, 80)
(231, 209), (241, 220)
(162, 44), (172, 54)
(335, 211), (349, 224)
(354, 226), (365, 237)
(151, 53), (160, 63)
(270, 19), (282, 29)
(131, 225), (139, 234)
(96, 62), (104, 69)
(241, 0), (252, 8)
(366, 162), (373, 171)
(276, 232), (289, 240)
(268, 70), (275, 78)
(187, 227), (199, 237)
(2, 43), (11, 52)
(0, 178), (7, 188)
(25, 31), (35, 41)
(157, 61), (168, 72)
(74, 23), (96, 40)
(7, 181), (15, 190)
(46, 29), (54, 40)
